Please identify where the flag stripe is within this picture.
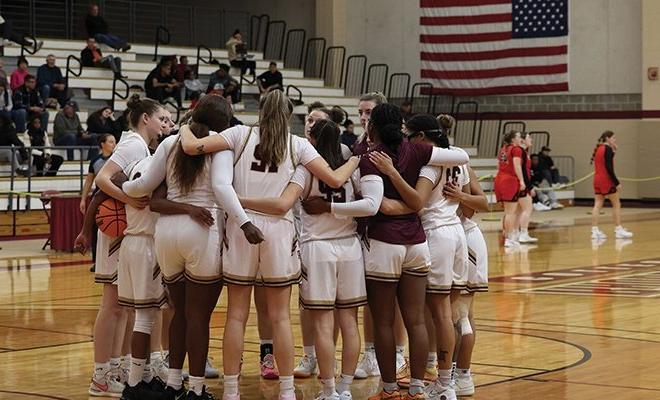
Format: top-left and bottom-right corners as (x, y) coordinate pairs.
(425, 73), (567, 89)
(428, 82), (569, 96)
(420, 4), (510, 17)
(422, 55), (567, 70)
(421, 0), (509, 7)
(421, 22), (511, 35)
(422, 64), (567, 80)
(421, 45), (567, 61)
(421, 31), (512, 44)
(421, 36), (567, 52)
(420, 13), (511, 26)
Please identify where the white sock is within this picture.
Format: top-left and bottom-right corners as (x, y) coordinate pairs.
(189, 375), (205, 396)
(303, 345), (316, 358)
(322, 378), (336, 396)
(409, 378), (424, 395)
(438, 369), (452, 387)
(93, 362), (110, 381)
(383, 381), (398, 393)
(121, 354), (131, 368)
(109, 357), (120, 370)
(458, 368), (471, 377)
(260, 339), (273, 345)
(143, 361), (153, 383)
(167, 368), (183, 390)
(426, 352), (437, 369)
(128, 357), (146, 387)
(336, 374), (354, 394)
(162, 350), (169, 360)
(150, 351), (163, 363)
(364, 342), (375, 353)
(395, 345), (405, 355)
(224, 374), (239, 396)
(280, 375), (295, 396)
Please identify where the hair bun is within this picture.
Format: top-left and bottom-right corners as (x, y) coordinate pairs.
(126, 94), (142, 110)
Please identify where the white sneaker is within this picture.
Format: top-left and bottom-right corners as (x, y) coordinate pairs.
(339, 391), (353, 400)
(550, 202), (564, 209)
(518, 231), (538, 243)
(424, 381), (457, 400)
(452, 373), (475, 396)
(615, 226), (633, 239)
(315, 392), (340, 400)
(504, 238), (519, 248)
(591, 227), (607, 239)
(88, 371), (125, 397)
(205, 357), (220, 378)
(533, 202), (551, 211)
(293, 354), (318, 378)
(354, 351), (379, 379)
(152, 357), (169, 382)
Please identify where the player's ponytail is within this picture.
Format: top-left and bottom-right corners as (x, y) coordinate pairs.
(309, 119), (344, 170)
(126, 94), (162, 129)
(258, 90), (293, 168)
(368, 103), (403, 153)
(591, 130), (614, 164)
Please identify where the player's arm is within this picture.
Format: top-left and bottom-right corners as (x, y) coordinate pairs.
(240, 182), (304, 216)
(512, 153), (526, 192)
(445, 167), (488, 218)
(122, 140), (168, 198)
(79, 172), (95, 214)
(604, 146), (620, 187)
(303, 175), (383, 217)
(74, 189), (109, 255)
(149, 182), (215, 227)
(427, 146), (469, 167)
(97, 160), (149, 209)
(304, 156), (360, 189)
(179, 124), (231, 155)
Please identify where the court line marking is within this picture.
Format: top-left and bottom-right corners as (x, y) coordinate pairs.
(481, 323), (660, 345)
(0, 390), (70, 400)
(525, 378), (660, 392)
(477, 317), (660, 336)
(0, 323), (92, 339)
(0, 339), (92, 354)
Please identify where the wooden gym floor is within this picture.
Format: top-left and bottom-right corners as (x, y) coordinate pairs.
(1, 207), (660, 399)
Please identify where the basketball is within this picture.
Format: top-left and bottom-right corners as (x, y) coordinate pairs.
(95, 198), (127, 237)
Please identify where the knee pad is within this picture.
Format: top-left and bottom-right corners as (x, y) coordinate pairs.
(133, 308), (157, 335)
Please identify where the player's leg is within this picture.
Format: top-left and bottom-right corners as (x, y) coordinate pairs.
(254, 285), (279, 379)
(294, 308), (318, 378)
(265, 285), (296, 398)
(591, 194), (606, 238)
(503, 202), (519, 246)
(222, 284), (253, 399)
(517, 195), (537, 243)
(608, 192), (633, 238)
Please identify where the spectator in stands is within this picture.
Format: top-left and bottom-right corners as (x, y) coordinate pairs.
(183, 69), (204, 100)
(145, 60), (182, 108)
(37, 54), (68, 108)
(0, 59), (8, 84)
(257, 62), (283, 94)
(87, 106), (120, 142)
(0, 112), (28, 174)
(11, 74), (49, 133)
(54, 101), (97, 161)
(341, 119), (357, 150)
(10, 57), (29, 92)
(226, 29), (256, 77)
(0, 80), (14, 121)
(530, 154), (563, 211)
(400, 100), (414, 121)
(537, 146), (567, 186)
(175, 55), (192, 82)
(207, 64), (239, 103)
(85, 4), (130, 52)
(80, 38), (123, 79)
(27, 116), (63, 176)
(188, 91), (201, 110)
(0, 14), (43, 51)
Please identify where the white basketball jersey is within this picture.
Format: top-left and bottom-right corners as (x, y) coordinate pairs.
(223, 125), (319, 222)
(419, 147), (470, 231)
(123, 157), (157, 236)
(291, 166), (359, 243)
(457, 208), (479, 233)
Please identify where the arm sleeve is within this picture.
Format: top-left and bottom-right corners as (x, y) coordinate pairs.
(121, 139), (170, 196)
(211, 150), (251, 227)
(290, 165), (311, 191)
(331, 175), (383, 217)
(604, 146), (619, 186)
(427, 146), (470, 167)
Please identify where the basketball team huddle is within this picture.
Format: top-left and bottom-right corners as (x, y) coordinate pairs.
(75, 90), (490, 400)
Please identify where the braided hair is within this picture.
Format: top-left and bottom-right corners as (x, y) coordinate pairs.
(368, 103), (404, 153)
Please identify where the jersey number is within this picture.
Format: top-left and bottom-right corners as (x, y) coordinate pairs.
(318, 182), (346, 203)
(250, 145), (278, 173)
(444, 166), (461, 185)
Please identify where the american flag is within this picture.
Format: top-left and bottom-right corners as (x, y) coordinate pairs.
(420, 0), (569, 95)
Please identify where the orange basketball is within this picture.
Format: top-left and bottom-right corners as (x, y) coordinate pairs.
(95, 198), (127, 237)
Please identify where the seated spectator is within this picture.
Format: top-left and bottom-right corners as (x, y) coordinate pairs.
(10, 57), (29, 92)
(0, 112), (28, 174)
(0, 80), (14, 121)
(27, 117), (63, 176)
(341, 119), (357, 150)
(0, 14), (43, 51)
(11, 74), (49, 133)
(207, 64), (238, 103)
(87, 106), (120, 142)
(145, 60), (182, 108)
(37, 54), (68, 108)
(183, 69), (204, 100)
(54, 101), (98, 161)
(175, 55), (192, 82)
(80, 38), (123, 78)
(530, 154), (563, 210)
(537, 146), (568, 186)
(400, 100), (414, 122)
(226, 29), (256, 77)
(257, 62), (283, 94)
(85, 4), (130, 52)
(0, 59), (8, 84)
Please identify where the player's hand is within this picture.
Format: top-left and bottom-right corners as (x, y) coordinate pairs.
(79, 199), (86, 215)
(302, 196), (331, 215)
(443, 181), (464, 201)
(241, 221), (265, 244)
(188, 205), (214, 227)
(368, 151), (397, 177)
(74, 232), (89, 255)
(617, 184), (622, 191)
(519, 181), (526, 192)
(126, 196), (150, 210)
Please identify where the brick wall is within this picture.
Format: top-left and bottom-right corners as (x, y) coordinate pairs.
(453, 93), (642, 113)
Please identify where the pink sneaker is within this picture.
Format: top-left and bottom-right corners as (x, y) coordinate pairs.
(261, 353), (280, 379)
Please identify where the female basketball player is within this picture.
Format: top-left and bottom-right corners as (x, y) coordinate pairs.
(240, 120), (365, 400)
(516, 132), (537, 244)
(443, 165), (489, 397)
(591, 131), (633, 239)
(303, 104), (469, 400)
(122, 95), (260, 400)
(368, 114), (470, 399)
(493, 131), (524, 247)
(178, 91), (359, 400)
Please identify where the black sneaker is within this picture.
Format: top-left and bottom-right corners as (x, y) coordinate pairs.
(187, 386), (216, 399)
(148, 376), (167, 393)
(121, 380), (167, 400)
(165, 386), (187, 400)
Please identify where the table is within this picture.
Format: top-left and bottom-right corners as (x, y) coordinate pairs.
(50, 194), (84, 252)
